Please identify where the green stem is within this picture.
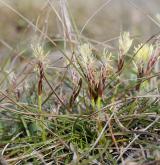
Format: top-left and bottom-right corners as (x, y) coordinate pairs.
(97, 97), (102, 111)
(21, 117), (30, 137)
(91, 98), (96, 111)
(96, 97), (106, 144)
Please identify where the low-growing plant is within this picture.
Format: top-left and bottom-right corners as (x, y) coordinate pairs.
(0, 1), (160, 165)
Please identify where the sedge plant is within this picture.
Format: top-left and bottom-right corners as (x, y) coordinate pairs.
(32, 43), (49, 142)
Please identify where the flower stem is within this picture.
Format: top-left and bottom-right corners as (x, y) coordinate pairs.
(97, 97), (106, 144)
(38, 94), (46, 142)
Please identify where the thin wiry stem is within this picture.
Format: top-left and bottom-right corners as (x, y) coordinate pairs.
(80, 0), (112, 34)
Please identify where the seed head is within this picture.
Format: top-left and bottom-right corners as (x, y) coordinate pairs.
(119, 32), (133, 54)
(134, 44), (153, 63)
(31, 43), (49, 69)
(79, 43), (94, 68)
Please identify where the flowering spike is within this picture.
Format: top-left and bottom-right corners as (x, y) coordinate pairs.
(119, 32), (133, 55)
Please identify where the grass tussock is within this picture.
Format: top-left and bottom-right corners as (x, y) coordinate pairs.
(0, 1), (160, 165)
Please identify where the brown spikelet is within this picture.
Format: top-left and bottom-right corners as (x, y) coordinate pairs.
(117, 56), (124, 73)
(87, 65), (107, 102)
(38, 62), (44, 96)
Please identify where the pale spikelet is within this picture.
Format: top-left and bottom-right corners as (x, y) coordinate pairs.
(79, 43), (94, 68)
(119, 32), (133, 54)
(102, 48), (113, 72)
(134, 44), (153, 63)
(31, 43), (49, 69)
